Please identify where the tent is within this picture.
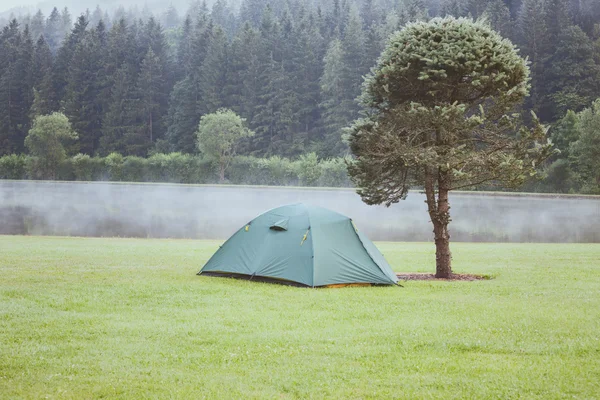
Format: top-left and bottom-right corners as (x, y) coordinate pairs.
(198, 203), (398, 287)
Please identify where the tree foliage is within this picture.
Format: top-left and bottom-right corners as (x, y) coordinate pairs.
(24, 112), (78, 179)
(348, 17), (554, 277)
(569, 100), (600, 194)
(196, 109), (254, 182)
(0, 1), (599, 194)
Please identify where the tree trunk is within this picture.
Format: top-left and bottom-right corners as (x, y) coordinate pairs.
(219, 162), (225, 183)
(425, 168), (453, 278)
(433, 187), (452, 278)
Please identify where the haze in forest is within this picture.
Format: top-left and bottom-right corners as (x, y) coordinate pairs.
(0, 1), (208, 17)
(1, 0), (599, 195)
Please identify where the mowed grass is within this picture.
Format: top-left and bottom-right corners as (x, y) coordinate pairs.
(1, 236), (599, 399)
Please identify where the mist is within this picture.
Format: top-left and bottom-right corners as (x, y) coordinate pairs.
(0, 0), (213, 17)
(1, 181), (598, 242)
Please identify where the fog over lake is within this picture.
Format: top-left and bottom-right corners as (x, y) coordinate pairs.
(1, 180), (598, 242)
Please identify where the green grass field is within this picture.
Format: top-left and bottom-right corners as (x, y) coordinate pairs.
(1, 236), (599, 399)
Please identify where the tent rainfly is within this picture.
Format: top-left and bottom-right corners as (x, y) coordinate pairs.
(198, 203), (398, 287)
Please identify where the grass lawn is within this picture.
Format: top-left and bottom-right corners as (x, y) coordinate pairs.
(1, 236), (599, 399)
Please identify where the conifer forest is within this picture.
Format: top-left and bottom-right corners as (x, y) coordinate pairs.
(1, 0), (600, 193)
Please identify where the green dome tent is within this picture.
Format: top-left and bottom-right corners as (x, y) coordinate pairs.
(198, 203), (398, 287)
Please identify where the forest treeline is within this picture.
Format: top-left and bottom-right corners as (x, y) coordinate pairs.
(1, 0), (600, 192)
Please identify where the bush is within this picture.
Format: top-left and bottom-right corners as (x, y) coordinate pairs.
(122, 156), (147, 182)
(194, 157), (216, 184)
(146, 153), (169, 182)
(228, 156), (259, 184)
(72, 154), (106, 181)
(25, 156), (43, 180)
(56, 158), (75, 180)
(264, 156), (297, 186)
(0, 154), (27, 179)
(163, 153), (197, 183)
(318, 158), (351, 187)
(1, 152), (354, 187)
(105, 153), (124, 181)
(297, 153), (321, 186)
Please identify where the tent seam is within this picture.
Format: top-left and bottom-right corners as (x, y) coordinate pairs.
(309, 225), (315, 288)
(349, 219), (398, 285)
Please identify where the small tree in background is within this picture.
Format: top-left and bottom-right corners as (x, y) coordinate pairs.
(348, 17), (554, 278)
(196, 109), (254, 183)
(25, 112), (78, 179)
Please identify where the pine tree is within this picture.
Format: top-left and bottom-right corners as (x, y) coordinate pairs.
(90, 6), (104, 27)
(29, 35), (54, 118)
(240, 0), (268, 27)
(248, 5), (285, 155)
(100, 65), (139, 155)
(360, 0), (380, 29)
(62, 21), (108, 154)
(505, 0), (523, 18)
(136, 48), (165, 147)
(45, 7), (63, 53)
(551, 109), (579, 158)
(0, 20), (34, 155)
(199, 25), (228, 114)
(362, 25), (383, 73)
(99, 19), (141, 155)
(226, 22), (262, 123)
(165, 15), (211, 153)
(222, 26), (247, 114)
(175, 15), (194, 80)
(465, 0), (491, 18)
(340, 7), (365, 120)
(483, 0), (513, 39)
(292, 12), (326, 153)
(403, 0), (428, 21)
(139, 17), (170, 132)
(543, 0), (571, 43)
(517, 0), (549, 115)
(60, 8), (72, 39)
(544, 25), (600, 119)
(212, 0), (237, 34)
(165, 77), (198, 153)
(348, 17), (553, 277)
(162, 5), (180, 29)
(320, 39), (348, 156)
(186, 0), (209, 21)
(19, 26), (35, 117)
(30, 10), (45, 41)
(44, 15), (88, 115)
(440, 0), (469, 17)
(31, 35), (52, 90)
(269, 10), (306, 157)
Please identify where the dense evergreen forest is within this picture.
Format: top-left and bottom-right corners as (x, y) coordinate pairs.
(1, 0), (600, 192)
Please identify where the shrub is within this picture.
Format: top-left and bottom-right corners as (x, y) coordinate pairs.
(72, 154), (106, 181)
(146, 153), (169, 182)
(122, 156), (147, 182)
(163, 153), (196, 183)
(195, 157), (216, 184)
(56, 158), (75, 180)
(105, 152), (124, 181)
(228, 156), (258, 184)
(1, 152), (354, 187)
(318, 158), (351, 187)
(297, 153), (321, 186)
(264, 156), (297, 186)
(0, 154), (28, 179)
